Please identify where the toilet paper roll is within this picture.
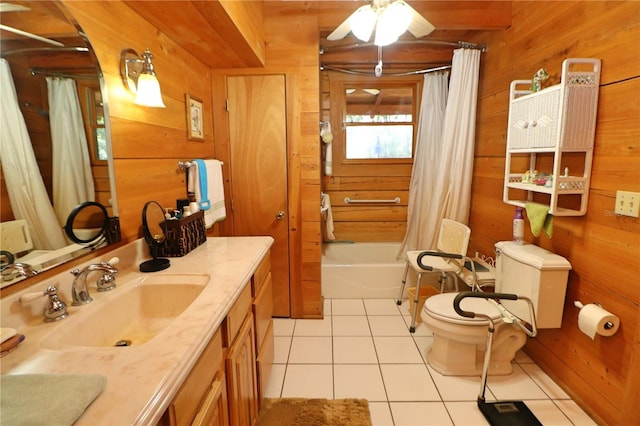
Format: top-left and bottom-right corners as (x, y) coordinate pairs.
(578, 304), (620, 340)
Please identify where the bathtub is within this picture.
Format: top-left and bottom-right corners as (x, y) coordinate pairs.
(321, 242), (416, 298)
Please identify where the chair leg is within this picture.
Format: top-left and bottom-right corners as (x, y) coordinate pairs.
(409, 274), (422, 333)
(396, 262), (410, 305)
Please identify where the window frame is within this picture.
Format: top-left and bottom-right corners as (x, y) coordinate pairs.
(328, 73), (423, 177)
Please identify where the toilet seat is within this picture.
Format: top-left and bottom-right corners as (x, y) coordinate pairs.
(423, 293), (502, 325)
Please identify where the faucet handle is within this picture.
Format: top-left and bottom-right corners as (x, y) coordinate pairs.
(96, 257), (119, 292)
(20, 284), (68, 322)
(106, 257), (120, 266)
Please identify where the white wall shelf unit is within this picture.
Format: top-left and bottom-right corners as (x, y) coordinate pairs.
(503, 58), (601, 216)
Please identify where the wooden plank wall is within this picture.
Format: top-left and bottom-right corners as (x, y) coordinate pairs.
(466, 2), (639, 425)
(63, 1), (222, 243)
(212, 2), (322, 318)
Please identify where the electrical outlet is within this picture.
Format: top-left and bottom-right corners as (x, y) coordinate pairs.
(614, 191), (640, 218)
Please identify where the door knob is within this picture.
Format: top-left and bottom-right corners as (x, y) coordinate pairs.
(276, 210), (285, 220)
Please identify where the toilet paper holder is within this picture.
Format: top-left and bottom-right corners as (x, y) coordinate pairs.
(574, 301), (616, 330)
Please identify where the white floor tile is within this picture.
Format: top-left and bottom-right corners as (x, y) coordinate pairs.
(374, 336), (424, 364)
(553, 400), (598, 426)
(402, 316), (434, 336)
(332, 315), (371, 336)
(520, 363), (570, 399)
(273, 335), (292, 363)
(368, 401), (394, 426)
(334, 364), (387, 401)
(293, 317), (332, 336)
(281, 364), (333, 398)
(412, 335), (433, 363)
(389, 401), (453, 425)
(428, 366), (483, 401)
(487, 364), (548, 400)
(263, 364), (286, 398)
(364, 299), (403, 315)
(272, 318), (295, 336)
(333, 336), (378, 364)
(369, 315), (413, 336)
(288, 336), (332, 363)
(332, 298), (366, 315)
(444, 401), (490, 425)
(323, 298), (331, 316)
(514, 349), (534, 364)
(524, 399), (573, 425)
(380, 364), (440, 401)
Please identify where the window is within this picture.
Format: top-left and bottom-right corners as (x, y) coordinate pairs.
(344, 84), (417, 161)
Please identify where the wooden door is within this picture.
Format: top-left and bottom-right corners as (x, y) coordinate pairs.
(227, 75), (290, 317)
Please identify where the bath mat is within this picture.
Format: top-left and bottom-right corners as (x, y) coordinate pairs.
(257, 398), (372, 426)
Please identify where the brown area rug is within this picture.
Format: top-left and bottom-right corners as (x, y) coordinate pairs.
(257, 398), (372, 426)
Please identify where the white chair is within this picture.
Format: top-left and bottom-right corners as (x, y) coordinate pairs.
(396, 218), (471, 332)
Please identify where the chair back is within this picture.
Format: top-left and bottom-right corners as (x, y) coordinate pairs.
(436, 219), (470, 256)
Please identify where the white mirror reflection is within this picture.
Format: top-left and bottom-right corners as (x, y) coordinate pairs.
(0, 1), (119, 288)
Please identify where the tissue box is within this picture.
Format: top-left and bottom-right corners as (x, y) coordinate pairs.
(160, 210), (206, 257)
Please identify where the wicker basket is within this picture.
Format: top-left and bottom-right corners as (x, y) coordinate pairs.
(160, 210), (206, 257)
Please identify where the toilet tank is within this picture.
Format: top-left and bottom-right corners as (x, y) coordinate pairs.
(495, 241), (572, 329)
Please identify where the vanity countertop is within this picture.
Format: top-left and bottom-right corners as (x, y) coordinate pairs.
(0, 236), (274, 425)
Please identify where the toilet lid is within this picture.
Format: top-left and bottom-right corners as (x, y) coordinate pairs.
(423, 293), (502, 325)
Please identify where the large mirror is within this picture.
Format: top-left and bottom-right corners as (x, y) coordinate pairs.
(0, 1), (119, 288)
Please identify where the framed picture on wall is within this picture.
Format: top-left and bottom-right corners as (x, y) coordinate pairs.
(186, 94), (204, 141)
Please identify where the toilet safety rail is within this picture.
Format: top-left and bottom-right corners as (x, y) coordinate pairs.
(453, 291), (538, 337)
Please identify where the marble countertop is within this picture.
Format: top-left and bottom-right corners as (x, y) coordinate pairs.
(0, 236), (274, 425)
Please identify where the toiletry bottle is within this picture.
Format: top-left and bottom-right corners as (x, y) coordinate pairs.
(513, 207), (524, 244)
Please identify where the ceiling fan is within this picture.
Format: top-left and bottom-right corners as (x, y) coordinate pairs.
(327, 0), (435, 47)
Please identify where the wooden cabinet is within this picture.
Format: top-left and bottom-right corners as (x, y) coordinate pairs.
(503, 58), (601, 216)
(252, 252), (274, 405)
(160, 250), (273, 426)
(159, 329), (228, 426)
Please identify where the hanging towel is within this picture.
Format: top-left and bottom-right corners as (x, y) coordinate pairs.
(525, 201), (554, 238)
(321, 193), (336, 240)
(321, 122), (333, 176)
(188, 159), (226, 228)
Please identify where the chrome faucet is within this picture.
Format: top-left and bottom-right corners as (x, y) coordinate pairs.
(70, 257), (119, 306)
(1, 262), (38, 281)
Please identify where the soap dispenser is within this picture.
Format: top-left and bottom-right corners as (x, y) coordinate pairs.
(513, 207), (524, 244)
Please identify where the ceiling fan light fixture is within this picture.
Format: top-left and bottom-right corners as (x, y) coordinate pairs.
(349, 6), (377, 42)
(374, 0), (412, 46)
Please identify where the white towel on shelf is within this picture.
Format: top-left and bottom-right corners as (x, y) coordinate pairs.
(188, 159), (226, 228)
(321, 192), (335, 240)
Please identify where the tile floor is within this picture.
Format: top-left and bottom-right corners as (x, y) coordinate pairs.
(263, 298), (597, 426)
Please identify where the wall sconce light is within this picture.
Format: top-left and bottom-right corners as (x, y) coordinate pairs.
(120, 48), (166, 108)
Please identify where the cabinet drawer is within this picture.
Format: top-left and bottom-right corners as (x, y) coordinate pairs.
(253, 272), (273, 352)
(252, 251), (271, 296)
(256, 320), (274, 406)
(224, 283), (251, 346)
(191, 373), (229, 426)
(170, 328), (223, 426)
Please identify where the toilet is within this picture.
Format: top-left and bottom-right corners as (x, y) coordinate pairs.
(420, 241), (571, 376)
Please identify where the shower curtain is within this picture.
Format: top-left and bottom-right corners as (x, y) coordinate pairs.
(398, 48), (481, 255)
(0, 59), (67, 250)
(47, 77), (95, 226)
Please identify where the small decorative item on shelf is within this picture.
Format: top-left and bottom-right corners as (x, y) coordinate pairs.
(160, 210), (206, 257)
(530, 68), (549, 92)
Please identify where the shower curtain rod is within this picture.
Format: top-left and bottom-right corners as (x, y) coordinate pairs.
(320, 39), (487, 55)
(0, 24), (64, 47)
(1, 46), (89, 57)
(29, 67), (99, 80)
(320, 63), (451, 77)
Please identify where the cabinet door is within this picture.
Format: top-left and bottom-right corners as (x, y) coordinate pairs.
(226, 314), (258, 426)
(192, 374), (229, 426)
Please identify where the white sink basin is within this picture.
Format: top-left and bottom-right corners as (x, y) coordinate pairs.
(42, 274), (209, 349)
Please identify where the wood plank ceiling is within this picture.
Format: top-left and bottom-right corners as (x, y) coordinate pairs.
(1, 1), (511, 71)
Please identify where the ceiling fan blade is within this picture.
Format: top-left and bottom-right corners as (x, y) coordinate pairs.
(327, 5), (371, 41)
(404, 2), (435, 38)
